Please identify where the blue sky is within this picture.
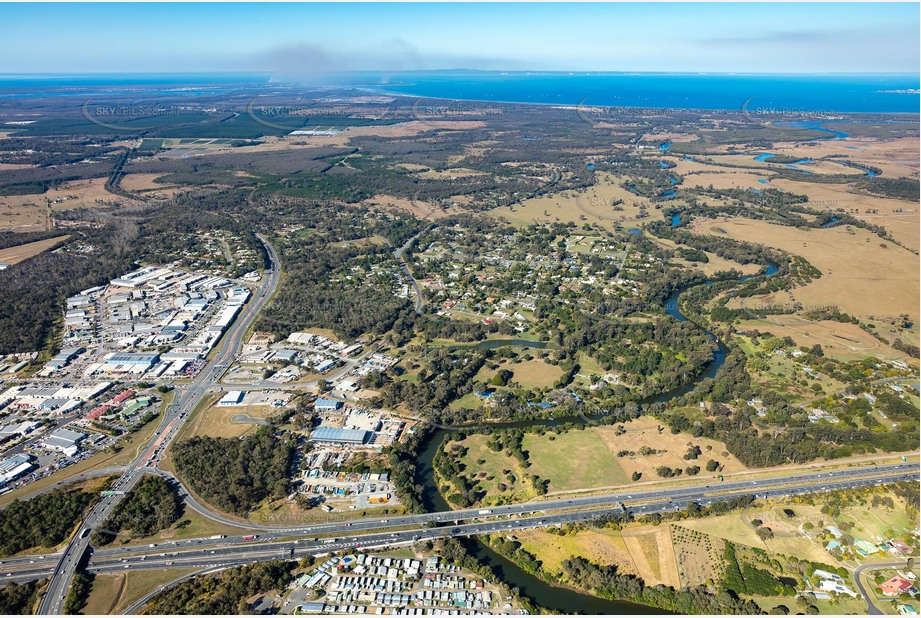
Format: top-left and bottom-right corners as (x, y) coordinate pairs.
(1, 3), (918, 74)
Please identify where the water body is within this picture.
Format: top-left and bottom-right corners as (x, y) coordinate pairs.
(820, 216), (841, 229)
(658, 142), (672, 152)
(754, 152), (775, 162)
(659, 161), (668, 169)
(415, 262), (781, 614)
(359, 72), (920, 113)
(827, 159), (878, 177)
(758, 179), (768, 184)
(660, 189), (677, 198)
(667, 175), (678, 185)
(749, 189), (763, 196)
(670, 214), (682, 227)
(628, 228), (643, 235)
(779, 120), (850, 140)
(587, 163), (596, 170)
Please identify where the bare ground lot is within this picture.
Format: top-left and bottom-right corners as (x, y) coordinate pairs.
(0, 177), (135, 231)
(0, 234), (69, 265)
(362, 194), (465, 220)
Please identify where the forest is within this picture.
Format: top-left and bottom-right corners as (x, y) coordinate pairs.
(92, 475), (183, 545)
(172, 427), (294, 516)
(0, 579), (45, 615)
(0, 487), (96, 556)
(562, 556), (760, 614)
(145, 560), (293, 614)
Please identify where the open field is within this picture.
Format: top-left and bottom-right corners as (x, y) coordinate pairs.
(523, 428), (629, 491)
(650, 235), (761, 277)
(0, 177), (133, 231)
(361, 194), (465, 220)
(0, 234), (68, 265)
(510, 523), (680, 587)
(119, 172), (187, 197)
(770, 177), (920, 252)
(734, 317), (916, 365)
(489, 172), (654, 231)
(448, 416), (749, 503)
(689, 217), (919, 318)
(83, 568), (200, 615)
(181, 397), (278, 439)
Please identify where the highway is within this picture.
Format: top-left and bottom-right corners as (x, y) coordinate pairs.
(35, 234), (281, 615)
(8, 467), (915, 589)
(147, 461), (919, 534)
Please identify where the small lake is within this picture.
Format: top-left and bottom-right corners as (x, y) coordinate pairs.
(660, 189), (677, 198)
(628, 228), (643, 235)
(658, 142), (672, 151)
(670, 213), (682, 227)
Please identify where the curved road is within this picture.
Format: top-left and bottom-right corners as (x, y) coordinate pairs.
(853, 559), (919, 615)
(36, 234), (281, 615)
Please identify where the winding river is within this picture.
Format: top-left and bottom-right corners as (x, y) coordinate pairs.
(412, 261), (780, 614)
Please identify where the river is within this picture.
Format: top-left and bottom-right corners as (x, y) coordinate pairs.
(412, 260), (780, 613)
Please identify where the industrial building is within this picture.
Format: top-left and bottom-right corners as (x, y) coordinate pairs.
(40, 428), (86, 456)
(217, 391), (245, 406)
(0, 453), (35, 485)
(315, 398), (343, 413)
(311, 427), (369, 445)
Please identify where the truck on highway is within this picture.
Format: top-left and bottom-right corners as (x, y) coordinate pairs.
(209, 535), (226, 540)
(323, 538), (337, 544)
(241, 534), (258, 541)
(478, 509), (492, 515)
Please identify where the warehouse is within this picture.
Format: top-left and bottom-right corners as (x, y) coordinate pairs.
(315, 398), (343, 413)
(41, 428), (86, 455)
(0, 453), (35, 485)
(217, 391), (245, 406)
(106, 352), (160, 366)
(311, 427), (369, 445)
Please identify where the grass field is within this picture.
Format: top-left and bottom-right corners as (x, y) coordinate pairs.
(83, 567), (200, 615)
(689, 217), (919, 318)
(187, 400), (276, 439)
(511, 523), (680, 587)
(0, 235), (68, 265)
(489, 172), (654, 231)
(523, 428), (630, 491)
(449, 416), (749, 502)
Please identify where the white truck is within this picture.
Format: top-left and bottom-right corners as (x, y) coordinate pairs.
(478, 509), (492, 515)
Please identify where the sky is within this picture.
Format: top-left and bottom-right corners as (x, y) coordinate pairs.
(1, 3), (918, 75)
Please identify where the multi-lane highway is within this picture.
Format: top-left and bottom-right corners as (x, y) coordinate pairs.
(35, 235), (281, 615)
(9, 464), (915, 590)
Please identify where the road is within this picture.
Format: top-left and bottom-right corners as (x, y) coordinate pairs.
(383, 232), (424, 313)
(35, 234), (281, 615)
(8, 466), (915, 590)
(853, 559), (918, 615)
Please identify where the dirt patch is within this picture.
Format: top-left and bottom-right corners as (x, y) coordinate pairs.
(362, 194), (465, 220)
(0, 234), (69, 265)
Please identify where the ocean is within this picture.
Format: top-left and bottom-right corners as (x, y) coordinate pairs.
(0, 72), (918, 114)
(353, 71), (920, 114)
